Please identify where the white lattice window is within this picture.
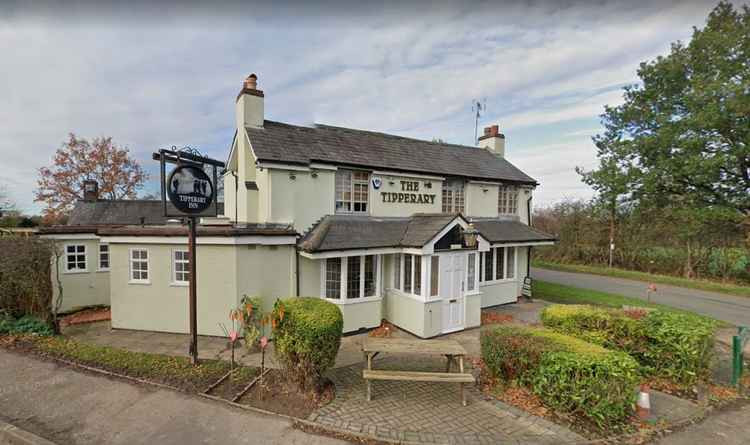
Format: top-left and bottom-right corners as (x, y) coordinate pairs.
(442, 180), (465, 213)
(480, 247), (517, 283)
(498, 185), (518, 215)
(173, 250), (189, 285)
(335, 170), (369, 213)
(129, 249), (149, 283)
(322, 255), (380, 302)
(98, 244), (109, 271)
(65, 244), (87, 272)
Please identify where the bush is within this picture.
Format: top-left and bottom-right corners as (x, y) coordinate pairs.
(481, 325), (639, 427)
(0, 237), (55, 318)
(0, 314), (53, 336)
(271, 297), (343, 391)
(541, 304), (716, 385)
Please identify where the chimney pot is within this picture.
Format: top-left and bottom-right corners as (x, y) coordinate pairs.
(244, 73), (258, 90)
(83, 180), (99, 202)
(484, 127), (491, 136)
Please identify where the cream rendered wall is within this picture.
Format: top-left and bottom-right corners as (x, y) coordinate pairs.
(465, 293), (482, 328)
(110, 243), (238, 336)
(479, 280), (518, 308)
(369, 174), (443, 217)
(516, 246), (529, 295)
(268, 169), (335, 233)
(256, 167), (270, 225)
(235, 244), (296, 313)
(518, 188), (532, 224)
(466, 183), (499, 218)
(52, 239), (110, 312)
(223, 172), (238, 222)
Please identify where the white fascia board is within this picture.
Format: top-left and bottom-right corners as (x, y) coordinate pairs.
(103, 235), (297, 245)
(372, 170), (445, 181)
(467, 180), (500, 186)
(256, 162), (311, 172)
(489, 241), (555, 247)
(309, 163), (338, 171)
(39, 234), (100, 240)
(301, 247), (402, 259)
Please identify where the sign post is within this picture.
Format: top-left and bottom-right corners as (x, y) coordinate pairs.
(153, 148), (224, 365)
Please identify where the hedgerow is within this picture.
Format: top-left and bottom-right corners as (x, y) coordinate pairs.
(271, 297), (343, 392)
(481, 325), (639, 427)
(541, 304), (716, 385)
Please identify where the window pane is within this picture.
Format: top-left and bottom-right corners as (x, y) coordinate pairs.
(467, 253), (476, 291)
(174, 250), (189, 283)
(430, 256), (439, 297)
(496, 247), (505, 280)
(325, 258), (341, 299)
(506, 247), (515, 279)
(364, 255), (376, 297)
(347, 256), (361, 298)
(484, 249), (494, 281)
(67, 245), (75, 254)
(414, 256), (421, 295)
(404, 254), (412, 293)
(393, 254), (401, 289)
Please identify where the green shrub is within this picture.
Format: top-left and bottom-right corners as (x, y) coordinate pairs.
(0, 314), (53, 336)
(541, 304), (716, 385)
(271, 297), (343, 391)
(481, 325), (639, 427)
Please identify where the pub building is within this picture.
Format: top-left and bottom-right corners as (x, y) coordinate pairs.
(40, 74), (555, 337)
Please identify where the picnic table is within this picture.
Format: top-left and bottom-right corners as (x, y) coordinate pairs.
(362, 337), (475, 406)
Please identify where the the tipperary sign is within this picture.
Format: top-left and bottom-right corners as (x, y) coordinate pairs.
(167, 165), (214, 213)
(381, 180), (436, 204)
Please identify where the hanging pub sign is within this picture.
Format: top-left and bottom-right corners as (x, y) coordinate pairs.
(167, 165), (214, 213)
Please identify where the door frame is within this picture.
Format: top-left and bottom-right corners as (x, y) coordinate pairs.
(439, 251), (467, 334)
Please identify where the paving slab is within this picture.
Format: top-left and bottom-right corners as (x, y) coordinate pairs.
(0, 350), (346, 445)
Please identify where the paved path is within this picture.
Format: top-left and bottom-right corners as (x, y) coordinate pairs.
(0, 350), (347, 445)
(531, 267), (750, 327)
(654, 401), (750, 445)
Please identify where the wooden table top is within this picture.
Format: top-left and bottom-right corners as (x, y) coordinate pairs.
(362, 337), (467, 356)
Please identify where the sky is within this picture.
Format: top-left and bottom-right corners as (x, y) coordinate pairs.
(0, 0), (727, 214)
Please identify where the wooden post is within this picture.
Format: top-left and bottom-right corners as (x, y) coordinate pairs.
(188, 216), (198, 365)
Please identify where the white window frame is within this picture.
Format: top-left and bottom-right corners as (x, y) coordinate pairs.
(479, 246), (517, 285)
(97, 243), (110, 272)
(498, 185), (518, 215)
(391, 253), (425, 300)
(129, 248), (150, 284)
(441, 179), (465, 214)
(171, 249), (189, 286)
(64, 244), (88, 274)
(466, 252), (480, 294)
(335, 169), (370, 214)
(320, 254), (381, 303)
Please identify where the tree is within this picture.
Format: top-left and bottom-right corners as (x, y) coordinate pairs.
(0, 185), (13, 218)
(588, 2), (750, 243)
(35, 134), (148, 222)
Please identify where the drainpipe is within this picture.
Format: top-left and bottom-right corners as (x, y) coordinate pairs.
(230, 171), (238, 225)
(526, 194), (532, 278)
(295, 240), (300, 297)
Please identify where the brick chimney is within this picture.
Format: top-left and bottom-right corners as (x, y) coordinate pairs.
(83, 180), (99, 202)
(478, 124), (505, 158)
(236, 73), (264, 129)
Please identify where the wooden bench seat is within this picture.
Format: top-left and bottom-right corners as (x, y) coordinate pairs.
(362, 369), (475, 405)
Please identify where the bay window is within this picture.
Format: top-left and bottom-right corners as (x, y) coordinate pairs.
(394, 253), (424, 297)
(322, 255), (380, 301)
(480, 246), (517, 283)
(335, 170), (370, 213)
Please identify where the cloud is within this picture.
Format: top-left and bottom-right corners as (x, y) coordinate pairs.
(0, 0), (719, 212)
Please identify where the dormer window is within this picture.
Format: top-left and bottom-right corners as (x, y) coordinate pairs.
(441, 179), (465, 214)
(498, 185), (518, 215)
(335, 169), (369, 213)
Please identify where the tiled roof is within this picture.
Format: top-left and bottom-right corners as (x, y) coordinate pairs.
(66, 200), (224, 226)
(97, 224), (296, 237)
(246, 121), (537, 184)
(470, 218), (556, 243)
(299, 214), (554, 252)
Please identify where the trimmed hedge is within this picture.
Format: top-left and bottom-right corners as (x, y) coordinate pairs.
(481, 325), (639, 427)
(541, 304), (716, 385)
(271, 297), (343, 391)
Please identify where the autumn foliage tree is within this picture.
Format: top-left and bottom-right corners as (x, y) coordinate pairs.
(35, 134), (147, 222)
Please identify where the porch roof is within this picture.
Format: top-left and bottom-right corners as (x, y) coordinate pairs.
(299, 214), (554, 253)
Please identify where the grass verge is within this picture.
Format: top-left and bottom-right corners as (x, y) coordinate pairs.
(531, 280), (721, 324)
(533, 260), (750, 299)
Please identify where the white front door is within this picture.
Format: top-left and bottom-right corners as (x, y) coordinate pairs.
(440, 252), (465, 333)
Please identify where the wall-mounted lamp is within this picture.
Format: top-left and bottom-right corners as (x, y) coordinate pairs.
(425, 182), (432, 189)
(388, 180), (395, 186)
(311, 170), (318, 178)
(289, 172), (296, 180)
(463, 224), (479, 248)
(482, 188), (488, 193)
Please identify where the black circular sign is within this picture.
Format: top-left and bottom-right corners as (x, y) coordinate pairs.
(167, 165), (214, 214)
